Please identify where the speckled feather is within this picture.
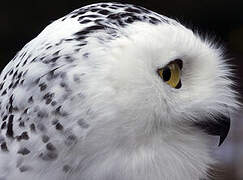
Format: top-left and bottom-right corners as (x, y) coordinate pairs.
(0, 2), (238, 180)
(0, 3), (177, 179)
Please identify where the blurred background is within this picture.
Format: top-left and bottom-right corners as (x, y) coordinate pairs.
(0, 0), (243, 179)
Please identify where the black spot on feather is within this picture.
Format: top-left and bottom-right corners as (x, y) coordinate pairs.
(1, 142), (8, 152)
(17, 147), (30, 155)
(6, 115), (14, 138)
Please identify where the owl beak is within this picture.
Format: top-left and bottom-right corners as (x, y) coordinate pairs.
(194, 114), (230, 146)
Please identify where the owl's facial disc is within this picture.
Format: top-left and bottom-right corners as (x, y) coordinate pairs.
(194, 114), (230, 146)
(157, 59), (183, 89)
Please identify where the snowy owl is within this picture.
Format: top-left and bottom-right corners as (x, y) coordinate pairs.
(0, 2), (239, 180)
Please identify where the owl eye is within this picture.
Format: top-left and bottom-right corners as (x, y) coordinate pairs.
(157, 59), (183, 89)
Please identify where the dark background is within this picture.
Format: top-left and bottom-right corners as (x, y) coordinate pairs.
(1, 0), (243, 179)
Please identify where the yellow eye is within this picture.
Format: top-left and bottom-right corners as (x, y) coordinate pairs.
(157, 59), (182, 89)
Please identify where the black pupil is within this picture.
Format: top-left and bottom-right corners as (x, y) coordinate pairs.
(162, 67), (171, 81)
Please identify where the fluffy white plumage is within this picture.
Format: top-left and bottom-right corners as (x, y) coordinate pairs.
(0, 2), (239, 180)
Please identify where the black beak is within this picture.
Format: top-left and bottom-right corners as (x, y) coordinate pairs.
(194, 114), (231, 146)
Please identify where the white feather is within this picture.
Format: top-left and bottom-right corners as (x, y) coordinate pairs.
(0, 3), (239, 180)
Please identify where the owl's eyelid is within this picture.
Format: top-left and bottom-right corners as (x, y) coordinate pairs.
(157, 59), (183, 72)
(168, 59), (183, 69)
(158, 59), (183, 70)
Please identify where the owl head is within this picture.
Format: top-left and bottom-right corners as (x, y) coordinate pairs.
(83, 20), (239, 146)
